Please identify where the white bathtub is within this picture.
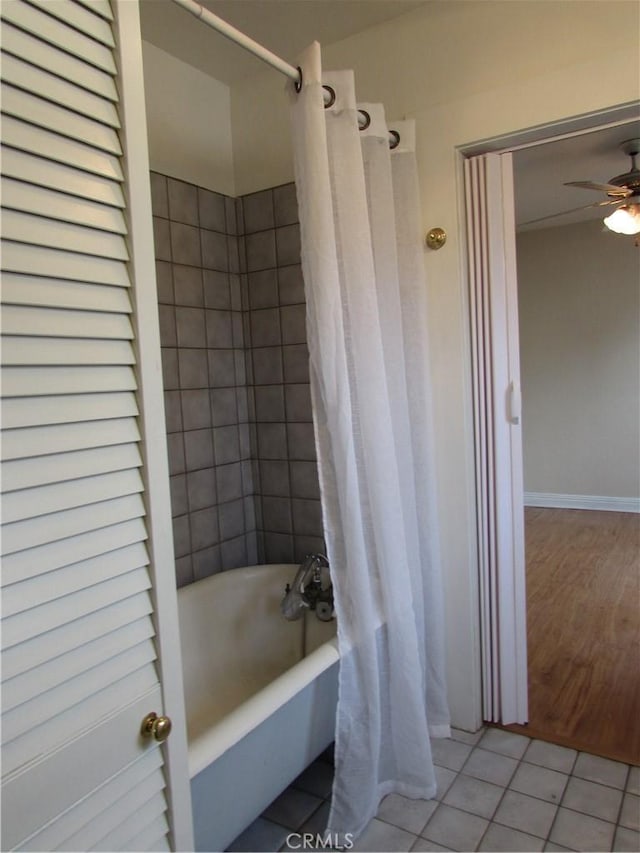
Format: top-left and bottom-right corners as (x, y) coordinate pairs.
(177, 563), (339, 852)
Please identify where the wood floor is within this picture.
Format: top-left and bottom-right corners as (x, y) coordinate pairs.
(504, 507), (640, 766)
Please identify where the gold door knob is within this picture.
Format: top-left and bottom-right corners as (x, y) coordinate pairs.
(140, 711), (172, 742)
(426, 227), (447, 250)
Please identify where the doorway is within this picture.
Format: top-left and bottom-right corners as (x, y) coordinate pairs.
(465, 108), (640, 766)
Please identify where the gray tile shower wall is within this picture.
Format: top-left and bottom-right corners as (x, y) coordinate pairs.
(151, 172), (324, 585)
(152, 172), (256, 586)
(241, 183), (324, 566)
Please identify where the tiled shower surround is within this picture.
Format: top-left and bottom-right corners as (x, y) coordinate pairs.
(151, 172), (324, 585)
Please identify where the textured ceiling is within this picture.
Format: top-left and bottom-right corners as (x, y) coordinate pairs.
(139, 0), (428, 84)
(514, 121), (640, 231)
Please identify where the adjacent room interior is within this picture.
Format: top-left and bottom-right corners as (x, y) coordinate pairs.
(508, 126), (640, 765)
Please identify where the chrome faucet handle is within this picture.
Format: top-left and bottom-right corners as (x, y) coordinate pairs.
(305, 553), (329, 569)
(281, 554), (334, 622)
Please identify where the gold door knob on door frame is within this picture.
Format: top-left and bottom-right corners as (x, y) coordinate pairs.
(140, 711), (172, 742)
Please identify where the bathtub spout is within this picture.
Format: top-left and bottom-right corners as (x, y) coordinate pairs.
(280, 556), (313, 621)
(281, 554), (334, 622)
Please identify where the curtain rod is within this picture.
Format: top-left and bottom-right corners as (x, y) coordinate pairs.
(170, 0), (399, 147)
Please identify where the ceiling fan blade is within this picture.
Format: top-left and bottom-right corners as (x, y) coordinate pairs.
(581, 198), (626, 208)
(519, 199), (622, 228)
(564, 180), (632, 197)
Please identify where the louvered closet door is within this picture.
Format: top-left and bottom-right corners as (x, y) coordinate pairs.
(1, 1), (191, 850)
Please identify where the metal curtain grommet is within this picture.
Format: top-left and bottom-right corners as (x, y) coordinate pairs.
(358, 109), (371, 131)
(388, 130), (400, 149)
(322, 85), (336, 108)
(294, 66), (303, 93)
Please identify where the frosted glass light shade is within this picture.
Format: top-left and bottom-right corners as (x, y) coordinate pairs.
(603, 203), (640, 235)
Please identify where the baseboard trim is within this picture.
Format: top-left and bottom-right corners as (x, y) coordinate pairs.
(524, 492), (640, 513)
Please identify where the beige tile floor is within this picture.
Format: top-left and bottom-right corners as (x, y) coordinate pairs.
(227, 727), (640, 852)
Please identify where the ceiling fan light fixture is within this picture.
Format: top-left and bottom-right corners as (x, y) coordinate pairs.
(603, 202), (640, 235)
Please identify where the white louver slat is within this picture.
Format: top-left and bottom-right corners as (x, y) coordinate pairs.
(2, 661), (160, 777)
(1, 178), (128, 233)
(3, 468), (144, 523)
(65, 771), (166, 851)
(90, 790), (168, 852)
(2, 337), (135, 366)
(141, 826), (172, 853)
(2, 590), (153, 681)
(2, 147), (125, 204)
(3, 618), (155, 709)
(73, 776), (167, 851)
(2, 210), (129, 258)
(1, 443), (142, 492)
(1, 85), (122, 152)
(74, 0), (114, 21)
(0, 0), (116, 72)
(1, 418), (140, 459)
(1, 304), (133, 338)
(3, 364), (136, 396)
(2, 572), (152, 647)
(1, 492), (146, 554)
(115, 813), (171, 852)
(2, 241), (129, 283)
(1, 53), (120, 126)
(1, 516), (148, 586)
(1, 691), (163, 852)
(0, 1), (179, 849)
(4, 444), (140, 496)
(3, 393), (138, 431)
(19, 749), (163, 852)
(1, 115), (124, 179)
(2, 273), (132, 311)
(3, 636), (157, 744)
(2, 541), (149, 615)
(2, 22), (118, 100)
(25, 0), (116, 47)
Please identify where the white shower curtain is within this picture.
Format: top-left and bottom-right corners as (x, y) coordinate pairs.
(289, 42), (450, 842)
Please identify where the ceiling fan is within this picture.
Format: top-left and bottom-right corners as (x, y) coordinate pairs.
(522, 138), (640, 234)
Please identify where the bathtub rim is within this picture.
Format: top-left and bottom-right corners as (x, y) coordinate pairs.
(187, 635), (339, 779)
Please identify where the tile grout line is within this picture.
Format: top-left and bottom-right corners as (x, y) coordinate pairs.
(543, 744), (580, 852)
(468, 738), (525, 852)
(243, 732), (638, 852)
(558, 749), (631, 851)
(437, 735), (635, 851)
(529, 739), (581, 850)
(612, 763), (632, 842)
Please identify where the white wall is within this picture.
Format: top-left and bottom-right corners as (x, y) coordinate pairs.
(230, 0), (640, 730)
(140, 0), (640, 730)
(142, 41), (235, 195)
(517, 220), (640, 502)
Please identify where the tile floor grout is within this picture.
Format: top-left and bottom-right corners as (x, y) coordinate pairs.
(227, 727), (640, 852)
(435, 729), (632, 851)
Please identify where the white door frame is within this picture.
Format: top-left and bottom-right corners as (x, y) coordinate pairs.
(115, 3), (194, 848)
(461, 102), (639, 727)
